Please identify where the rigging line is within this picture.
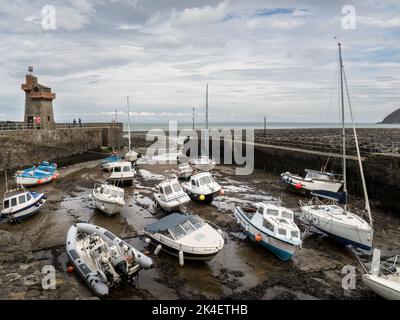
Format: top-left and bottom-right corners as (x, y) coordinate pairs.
(342, 67), (373, 227)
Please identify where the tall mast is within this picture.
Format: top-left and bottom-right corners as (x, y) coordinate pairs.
(205, 84), (208, 129)
(338, 42), (347, 211)
(127, 96), (131, 152)
(192, 107), (195, 130)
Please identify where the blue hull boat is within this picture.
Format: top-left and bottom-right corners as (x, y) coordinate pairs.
(15, 161), (58, 187)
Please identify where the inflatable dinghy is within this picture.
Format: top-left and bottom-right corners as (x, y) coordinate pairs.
(66, 223), (153, 297)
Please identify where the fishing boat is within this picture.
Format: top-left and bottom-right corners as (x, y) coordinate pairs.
(144, 213), (224, 262)
(108, 161), (135, 186)
(153, 177), (190, 212)
(15, 161), (58, 186)
(181, 172), (222, 204)
(66, 223), (153, 297)
(101, 154), (122, 171)
(124, 96), (141, 164)
(177, 163), (193, 179)
(299, 42), (374, 251)
(190, 156), (216, 172)
(1, 180), (46, 222)
(362, 249), (400, 300)
(234, 203), (302, 261)
(91, 183), (125, 216)
(281, 169), (343, 194)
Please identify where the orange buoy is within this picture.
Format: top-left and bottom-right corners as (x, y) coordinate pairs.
(219, 189), (225, 196)
(66, 266), (74, 273)
(294, 183), (302, 190)
(255, 234), (262, 242)
(37, 179), (43, 185)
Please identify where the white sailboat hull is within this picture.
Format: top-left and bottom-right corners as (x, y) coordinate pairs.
(362, 274), (400, 300)
(300, 206), (373, 250)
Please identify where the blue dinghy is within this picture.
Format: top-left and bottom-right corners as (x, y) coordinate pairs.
(15, 161), (58, 187)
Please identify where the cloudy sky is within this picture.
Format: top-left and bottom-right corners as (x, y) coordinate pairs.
(0, 0), (399, 123)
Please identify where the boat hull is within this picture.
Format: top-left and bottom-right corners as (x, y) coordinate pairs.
(362, 274), (400, 300)
(1, 193), (46, 222)
(184, 190), (216, 204)
(92, 198), (123, 216)
(15, 174), (55, 187)
(300, 207), (373, 251)
(109, 176), (134, 186)
(281, 173), (342, 194)
(154, 195), (190, 212)
(234, 207), (297, 261)
(144, 233), (221, 261)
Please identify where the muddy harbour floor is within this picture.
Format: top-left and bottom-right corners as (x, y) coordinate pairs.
(0, 159), (399, 300)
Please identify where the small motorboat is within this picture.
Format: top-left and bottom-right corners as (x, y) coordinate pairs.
(234, 203), (302, 261)
(15, 161), (58, 186)
(108, 161), (135, 186)
(190, 156), (216, 172)
(91, 183), (125, 216)
(181, 172), (222, 204)
(153, 177), (190, 212)
(101, 154), (122, 171)
(281, 169), (343, 194)
(177, 163), (193, 179)
(66, 223), (153, 297)
(144, 213), (224, 262)
(362, 248), (400, 300)
(1, 187), (46, 222)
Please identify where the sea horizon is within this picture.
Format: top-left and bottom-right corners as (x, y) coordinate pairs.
(122, 121), (400, 131)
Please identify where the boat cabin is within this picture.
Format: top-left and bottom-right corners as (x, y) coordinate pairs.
(112, 162), (133, 174)
(304, 169), (340, 182)
(157, 180), (184, 201)
(95, 184), (124, 199)
(257, 203), (300, 240)
(3, 191), (33, 213)
(190, 172), (216, 188)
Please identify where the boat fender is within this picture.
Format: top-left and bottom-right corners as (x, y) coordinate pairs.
(88, 275), (109, 296)
(199, 194), (205, 201)
(219, 189), (225, 196)
(313, 217), (319, 225)
(145, 237), (151, 245)
(67, 266), (74, 273)
(154, 244), (162, 256)
(133, 250), (154, 269)
(255, 234), (262, 242)
(179, 250), (184, 267)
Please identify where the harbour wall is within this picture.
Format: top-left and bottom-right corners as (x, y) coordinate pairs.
(0, 124), (123, 171)
(128, 129), (400, 211)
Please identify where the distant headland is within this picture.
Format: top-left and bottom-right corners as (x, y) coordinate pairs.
(380, 108), (400, 124)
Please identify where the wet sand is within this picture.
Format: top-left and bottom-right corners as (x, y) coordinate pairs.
(0, 160), (399, 300)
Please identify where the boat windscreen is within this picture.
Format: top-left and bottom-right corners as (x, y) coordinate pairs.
(164, 185), (173, 195)
(172, 183), (181, 192)
(168, 224), (187, 240)
(281, 211), (293, 220)
(199, 176), (212, 185)
(180, 220), (196, 234)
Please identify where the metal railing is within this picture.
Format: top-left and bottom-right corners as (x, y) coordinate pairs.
(0, 122), (122, 131)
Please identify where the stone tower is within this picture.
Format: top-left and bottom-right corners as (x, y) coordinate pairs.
(21, 69), (56, 129)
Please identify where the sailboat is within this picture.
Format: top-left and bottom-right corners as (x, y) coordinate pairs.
(362, 248), (400, 300)
(124, 96), (140, 164)
(190, 84), (216, 171)
(299, 42), (373, 251)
